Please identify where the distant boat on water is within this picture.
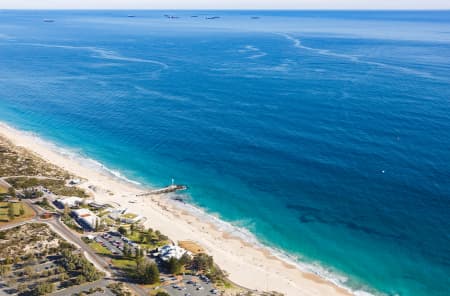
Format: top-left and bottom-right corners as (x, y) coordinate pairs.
(164, 14), (180, 19)
(43, 19), (55, 23)
(251, 16), (261, 19)
(191, 15), (199, 18)
(205, 16), (221, 20)
(127, 15), (136, 18)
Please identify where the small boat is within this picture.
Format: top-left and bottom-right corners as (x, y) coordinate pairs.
(43, 19), (55, 23)
(191, 15), (199, 18)
(251, 16), (260, 19)
(205, 16), (221, 20)
(164, 15), (179, 19)
(127, 15), (136, 18)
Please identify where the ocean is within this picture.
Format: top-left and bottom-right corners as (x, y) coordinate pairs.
(0, 10), (449, 296)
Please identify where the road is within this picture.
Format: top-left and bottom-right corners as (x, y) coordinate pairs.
(0, 178), (11, 189)
(50, 279), (115, 296)
(0, 200), (148, 296)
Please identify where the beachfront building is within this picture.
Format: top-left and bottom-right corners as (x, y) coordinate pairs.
(107, 208), (142, 224)
(72, 208), (100, 230)
(107, 208), (126, 220)
(156, 245), (191, 261)
(55, 196), (84, 208)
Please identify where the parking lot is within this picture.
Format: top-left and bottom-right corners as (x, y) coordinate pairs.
(161, 274), (220, 296)
(94, 232), (139, 256)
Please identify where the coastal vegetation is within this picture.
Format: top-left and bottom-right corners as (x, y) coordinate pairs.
(0, 201), (34, 226)
(0, 223), (104, 295)
(0, 136), (88, 198)
(107, 282), (134, 296)
(0, 136), (68, 178)
(6, 177), (88, 198)
(0, 133), (253, 295)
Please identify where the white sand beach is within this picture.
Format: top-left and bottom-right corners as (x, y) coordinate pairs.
(0, 122), (352, 296)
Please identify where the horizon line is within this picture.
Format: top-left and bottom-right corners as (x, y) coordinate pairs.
(1, 8), (450, 11)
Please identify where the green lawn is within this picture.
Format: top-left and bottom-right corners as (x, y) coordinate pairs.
(88, 241), (112, 256)
(111, 258), (136, 272)
(122, 213), (137, 219)
(125, 231), (163, 250)
(126, 231), (141, 242)
(0, 201), (35, 226)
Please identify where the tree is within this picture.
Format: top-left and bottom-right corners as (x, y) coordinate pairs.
(33, 282), (55, 295)
(136, 262), (159, 284)
(19, 204), (25, 216)
(7, 187), (15, 198)
(192, 253), (214, 272)
(118, 226), (127, 235)
(0, 264), (11, 276)
(63, 205), (70, 217)
(60, 272), (69, 281)
(157, 232), (169, 242)
(16, 283), (27, 294)
(155, 292), (170, 296)
(146, 232), (153, 244)
(167, 257), (182, 274)
(138, 231), (145, 243)
(74, 275), (86, 285)
(8, 203), (15, 220)
(134, 247), (143, 259)
(179, 253), (192, 267)
(123, 244), (131, 258)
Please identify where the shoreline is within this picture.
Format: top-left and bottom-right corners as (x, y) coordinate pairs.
(0, 121), (362, 296)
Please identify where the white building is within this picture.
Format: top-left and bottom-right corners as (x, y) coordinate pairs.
(107, 208), (142, 224)
(157, 245), (191, 261)
(55, 196), (84, 208)
(72, 208), (100, 230)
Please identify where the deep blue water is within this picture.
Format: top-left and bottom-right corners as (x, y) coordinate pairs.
(1, 10), (450, 296)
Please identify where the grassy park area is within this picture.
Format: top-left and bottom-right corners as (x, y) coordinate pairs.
(87, 241), (112, 256)
(0, 201), (35, 226)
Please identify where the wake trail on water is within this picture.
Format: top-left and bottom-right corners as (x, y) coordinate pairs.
(280, 33), (446, 81)
(16, 42), (169, 69)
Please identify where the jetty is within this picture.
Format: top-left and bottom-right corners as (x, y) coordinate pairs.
(136, 180), (187, 197)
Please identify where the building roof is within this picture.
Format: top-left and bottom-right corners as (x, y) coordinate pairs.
(158, 245), (191, 261)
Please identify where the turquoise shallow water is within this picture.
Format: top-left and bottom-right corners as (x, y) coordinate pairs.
(1, 10), (450, 296)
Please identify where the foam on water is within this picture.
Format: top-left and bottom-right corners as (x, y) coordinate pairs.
(166, 195), (376, 296)
(1, 10), (449, 296)
(279, 33), (445, 81)
(0, 120), (375, 295)
(17, 42), (170, 69)
(0, 122), (144, 187)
